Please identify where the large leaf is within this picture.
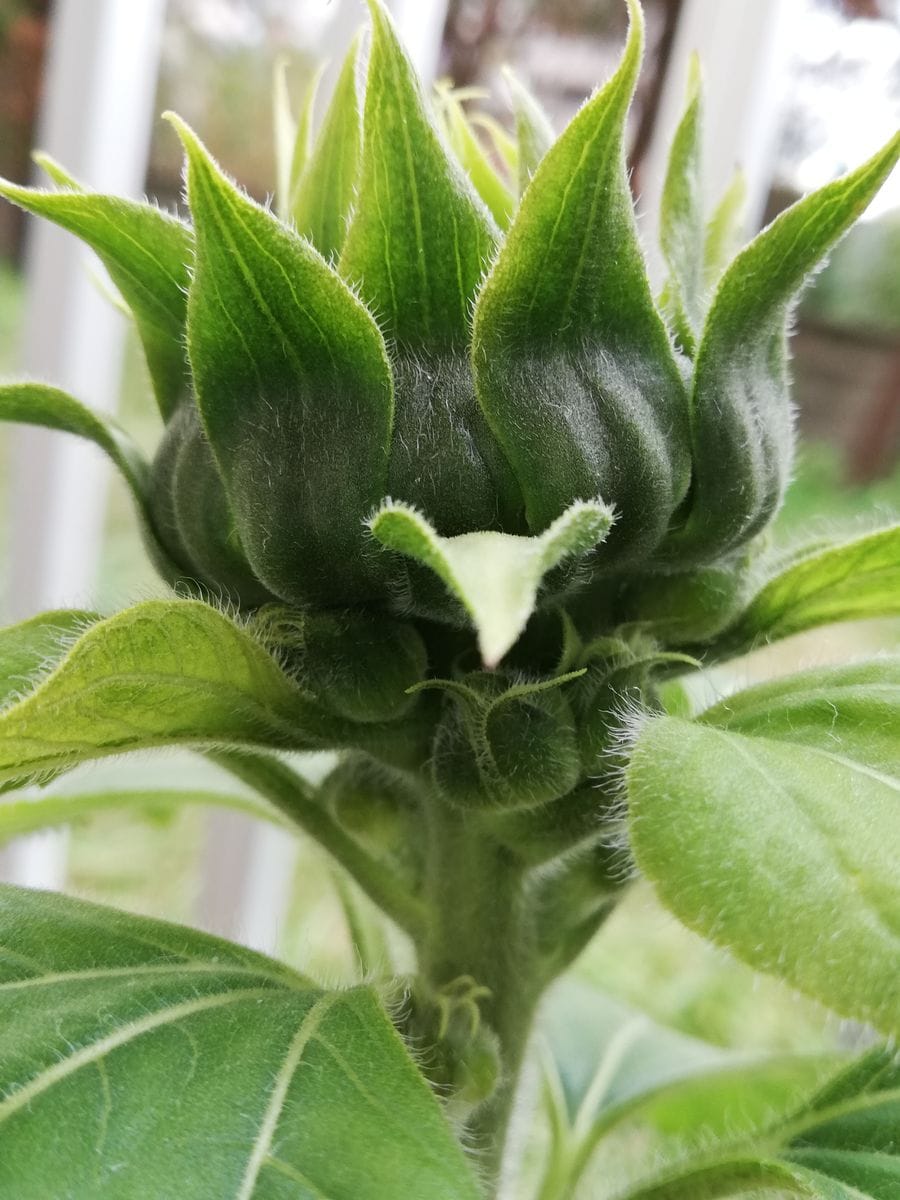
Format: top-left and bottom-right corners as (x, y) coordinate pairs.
(542, 981), (829, 1140)
(473, 0), (690, 560)
(0, 383), (186, 584)
(665, 133), (900, 563)
(0, 885), (480, 1199)
(0, 173), (191, 418)
(291, 36), (362, 259)
(0, 609), (94, 711)
(536, 980), (835, 1200)
(628, 658), (900, 1033)
(614, 1047), (900, 1200)
(779, 1046), (900, 1198)
(723, 525), (900, 652)
(0, 599), (340, 787)
(370, 497), (612, 666)
(340, 0), (496, 348)
(169, 115), (394, 607)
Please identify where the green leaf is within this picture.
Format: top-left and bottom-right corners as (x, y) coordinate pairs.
(339, 0), (496, 348)
(702, 168), (746, 291)
(0, 383), (186, 585)
(611, 1157), (812, 1200)
(473, 0), (690, 560)
(613, 1047), (900, 1200)
(0, 382), (147, 495)
(779, 1047), (900, 1198)
(724, 525), (900, 652)
(0, 609), (94, 711)
(370, 498), (613, 666)
(0, 175), (191, 418)
(543, 981), (829, 1137)
(665, 132), (900, 563)
(628, 658), (900, 1034)
(659, 56), (704, 355)
(438, 86), (515, 228)
(291, 36), (362, 259)
(168, 114), (394, 608)
(0, 885), (481, 1200)
(536, 980), (835, 1200)
(0, 786), (287, 843)
(0, 599), (335, 787)
(503, 66), (555, 196)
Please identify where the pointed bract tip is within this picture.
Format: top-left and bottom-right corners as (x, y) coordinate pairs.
(686, 51), (703, 97)
(162, 110), (195, 147)
(162, 113), (222, 185)
(604, 0), (645, 102)
(0, 175), (25, 201)
(884, 128), (900, 166)
(31, 152), (83, 191)
(624, 0), (645, 45)
(364, 0), (390, 31)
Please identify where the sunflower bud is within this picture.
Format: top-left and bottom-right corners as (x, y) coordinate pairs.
(0, 0), (896, 674)
(429, 673), (582, 811)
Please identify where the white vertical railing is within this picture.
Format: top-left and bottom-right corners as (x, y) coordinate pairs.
(0, 0), (168, 889)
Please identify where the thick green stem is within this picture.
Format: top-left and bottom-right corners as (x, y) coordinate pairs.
(218, 747), (622, 1193)
(211, 750), (429, 941)
(416, 799), (543, 1190)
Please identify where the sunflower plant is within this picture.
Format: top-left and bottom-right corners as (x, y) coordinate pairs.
(0, 2), (898, 1196)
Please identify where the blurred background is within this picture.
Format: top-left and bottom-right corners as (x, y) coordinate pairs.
(0, 2), (898, 1187)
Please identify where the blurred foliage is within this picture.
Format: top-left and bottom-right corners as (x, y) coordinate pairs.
(0, 260), (21, 367)
(148, 1), (317, 207)
(777, 442), (900, 531)
(802, 208), (900, 336)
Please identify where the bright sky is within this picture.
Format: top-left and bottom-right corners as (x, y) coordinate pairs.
(782, 0), (900, 220)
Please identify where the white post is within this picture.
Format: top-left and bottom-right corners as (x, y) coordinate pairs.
(637, 0), (797, 287)
(1, 0), (168, 889)
(389, 0), (451, 81)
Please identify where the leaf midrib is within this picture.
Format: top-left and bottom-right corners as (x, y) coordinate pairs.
(0, 987), (277, 1122)
(707, 728), (900, 954)
(0, 960), (301, 993)
(236, 993), (339, 1199)
(769, 1085), (900, 1148)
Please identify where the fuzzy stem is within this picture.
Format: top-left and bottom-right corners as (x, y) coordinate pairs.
(211, 750), (429, 941)
(416, 798), (543, 1191)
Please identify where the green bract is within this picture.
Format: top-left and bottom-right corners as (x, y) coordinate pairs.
(1, 1), (899, 1195)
